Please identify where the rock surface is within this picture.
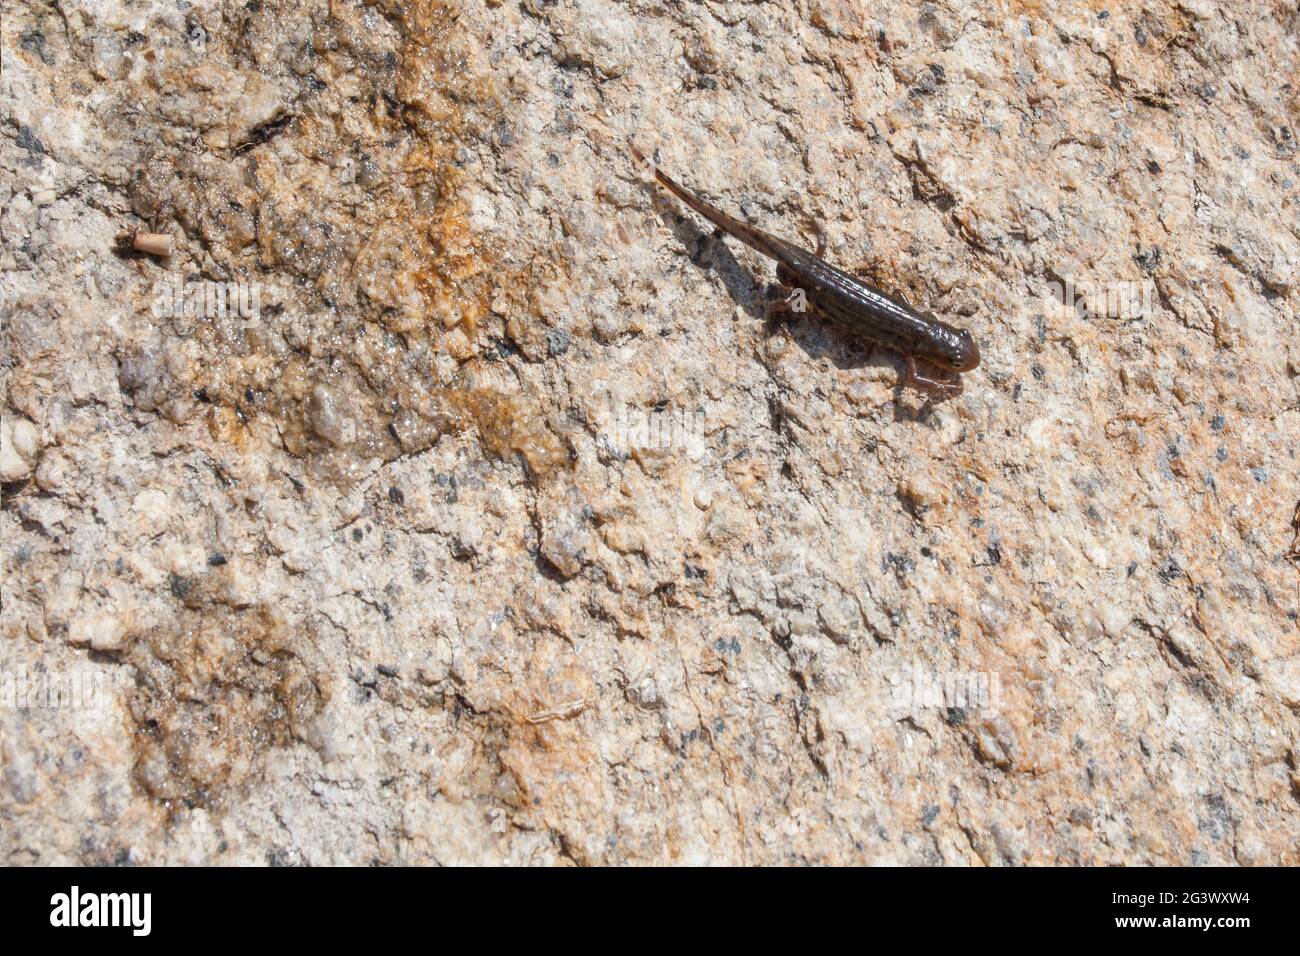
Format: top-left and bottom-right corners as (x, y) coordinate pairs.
(1, 0), (1297, 865)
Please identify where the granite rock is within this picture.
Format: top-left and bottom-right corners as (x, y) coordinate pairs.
(1, 0), (1297, 865)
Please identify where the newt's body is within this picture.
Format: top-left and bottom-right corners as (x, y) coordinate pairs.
(630, 145), (980, 392)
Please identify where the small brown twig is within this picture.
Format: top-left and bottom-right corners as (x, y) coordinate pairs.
(115, 229), (172, 257)
(525, 698), (589, 724)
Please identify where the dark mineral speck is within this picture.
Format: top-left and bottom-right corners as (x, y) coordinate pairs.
(1157, 558), (1182, 583)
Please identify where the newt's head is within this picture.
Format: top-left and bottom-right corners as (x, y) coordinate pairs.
(948, 329), (981, 372)
(924, 324), (981, 373)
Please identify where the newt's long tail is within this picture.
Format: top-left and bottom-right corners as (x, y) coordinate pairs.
(629, 143), (791, 264)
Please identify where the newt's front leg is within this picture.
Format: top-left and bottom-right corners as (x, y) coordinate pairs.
(904, 355), (963, 396)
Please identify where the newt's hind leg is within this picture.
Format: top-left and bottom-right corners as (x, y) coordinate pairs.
(764, 273), (811, 340)
(773, 263), (811, 315)
(797, 219), (828, 258)
(812, 223), (827, 259)
(764, 280), (798, 331)
(903, 355), (963, 396)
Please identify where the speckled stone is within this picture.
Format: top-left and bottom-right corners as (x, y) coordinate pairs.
(1, 0), (1296, 865)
